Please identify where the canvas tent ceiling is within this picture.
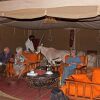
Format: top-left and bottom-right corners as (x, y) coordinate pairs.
(0, 0), (100, 29)
(0, 0), (100, 18)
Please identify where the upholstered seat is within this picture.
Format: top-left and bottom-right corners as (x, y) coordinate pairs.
(61, 68), (100, 100)
(5, 53), (41, 78)
(57, 55), (88, 84)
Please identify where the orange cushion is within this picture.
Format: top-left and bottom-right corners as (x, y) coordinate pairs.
(69, 74), (91, 83)
(92, 68), (100, 97)
(61, 74), (91, 97)
(92, 68), (100, 83)
(23, 52), (38, 62)
(61, 72), (100, 98)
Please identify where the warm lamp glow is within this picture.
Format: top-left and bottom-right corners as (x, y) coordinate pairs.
(43, 16), (57, 24)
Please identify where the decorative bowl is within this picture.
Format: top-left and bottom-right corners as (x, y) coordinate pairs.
(35, 69), (46, 75)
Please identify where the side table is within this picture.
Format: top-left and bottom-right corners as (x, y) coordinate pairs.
(26, 71), (59, 88)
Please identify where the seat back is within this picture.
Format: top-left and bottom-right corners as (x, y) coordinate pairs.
(80, 55), (88, 66)
(91, 68), (100, 98)
(92, 68), (100, 84)
(23, 52), (38, 63)
(76, 56), (88, 74)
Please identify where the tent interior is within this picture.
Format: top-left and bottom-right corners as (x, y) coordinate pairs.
(0, 0), (100, 53)
(0, 16), (100, 54)
(0, 1), (100, 100)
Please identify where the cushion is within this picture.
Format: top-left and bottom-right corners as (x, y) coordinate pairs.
(69, 74), (91, 83)
(92, 68), (100, 83)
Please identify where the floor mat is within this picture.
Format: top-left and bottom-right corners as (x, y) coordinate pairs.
(0, 77), (51, 100)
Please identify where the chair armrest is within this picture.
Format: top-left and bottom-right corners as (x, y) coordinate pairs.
(65, 78), (100, 90)
(61, 63), (69, 67)
(76, 65), (87, 69)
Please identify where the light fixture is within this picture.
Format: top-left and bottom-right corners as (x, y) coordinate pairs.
(43, 16), (57, 24)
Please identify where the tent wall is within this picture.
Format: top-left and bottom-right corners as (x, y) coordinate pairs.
(0, 26), (28, 52)
(33, 29), (70, 50)
(34, 29), (99, 51)
(0, 26), (99, 53)
(76, 29), (99, 51)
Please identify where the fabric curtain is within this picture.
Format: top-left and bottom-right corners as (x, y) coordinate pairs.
(69, 29), (74, 48)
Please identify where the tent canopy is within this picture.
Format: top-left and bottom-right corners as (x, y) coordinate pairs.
(0, 0), (100, 29)
(0, 0), (100, 18)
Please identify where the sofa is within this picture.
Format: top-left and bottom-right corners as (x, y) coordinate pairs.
(61, 68), (100, 99)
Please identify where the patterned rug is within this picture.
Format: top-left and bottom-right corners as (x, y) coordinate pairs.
(0, 77), (51, 100)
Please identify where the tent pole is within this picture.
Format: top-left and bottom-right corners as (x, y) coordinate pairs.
(73, 32), (76, 50)
(39, 33), (45, 45)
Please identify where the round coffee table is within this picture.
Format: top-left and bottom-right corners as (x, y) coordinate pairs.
(26, 71), (59, 88)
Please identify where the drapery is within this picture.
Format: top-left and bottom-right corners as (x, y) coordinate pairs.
(69, 29), (74, 48)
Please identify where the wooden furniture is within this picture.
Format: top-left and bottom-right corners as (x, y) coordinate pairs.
(58, 55), (88, 75)
(61, 68), (100, 100)
(56, 55), (88, 84)
(5, 53), (41, 78)
(75, 55), (88, 74)
(6, 61), (15, 77)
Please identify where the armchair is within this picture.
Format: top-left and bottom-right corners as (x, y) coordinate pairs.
(57, 55), (88, 84)
(5, 53), (41, 78)
(75, 55), (88, 74)
(61, 68), (100, 100)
